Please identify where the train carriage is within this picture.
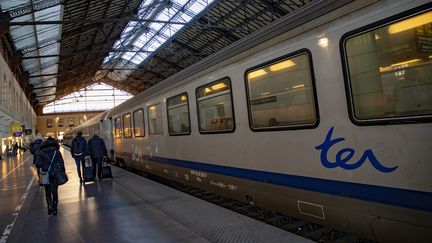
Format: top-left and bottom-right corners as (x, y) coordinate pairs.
(65, 1), (432, 242)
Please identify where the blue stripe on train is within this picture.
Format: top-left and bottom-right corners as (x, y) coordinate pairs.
(143, 155), (432, 212)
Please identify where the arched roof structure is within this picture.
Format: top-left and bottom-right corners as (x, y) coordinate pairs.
(0, 0), (314, 114)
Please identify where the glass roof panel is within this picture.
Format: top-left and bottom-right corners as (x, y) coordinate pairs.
(0, 0), (63, 102)
(99, 0), (215, 81)
(43, 83), (133, 114)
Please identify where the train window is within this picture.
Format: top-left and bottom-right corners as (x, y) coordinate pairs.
(133, 108), (145, 137)
(114, 117), (122, 138)
(147, 103), (163, 135)
(245, 51), (318, 130)
(122, 113), (132, 138)
(343, 10), (432, 124)
(196, 78), (235, 133)
(167, 93), (191, 135)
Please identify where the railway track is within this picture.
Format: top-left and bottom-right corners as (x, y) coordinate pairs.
(126, 167), (376, 243)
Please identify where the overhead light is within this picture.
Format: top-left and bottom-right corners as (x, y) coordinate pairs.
(374, 34), (380, 40)
(292, 84), (305, 89)
(269, 60), (296, 72)
(379, 66), (392, 73)
(211, 82), (227, 90)
(380, 59), (421, 73)
(248, 69), (267, 79)
(261, 91), (270, 96)
(180, 95), (187, 101)
(390, 59), (421, 67)
(204, 87), (212, 93)
(318, 37), (328, 48)
(388, 12), (432, 34)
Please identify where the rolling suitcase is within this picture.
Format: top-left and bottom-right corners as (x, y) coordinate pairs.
(100, 160), (112, 179)
(83, 156), (95, 182)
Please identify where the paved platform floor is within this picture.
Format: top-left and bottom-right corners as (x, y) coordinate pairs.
(0, 147), (311, 243)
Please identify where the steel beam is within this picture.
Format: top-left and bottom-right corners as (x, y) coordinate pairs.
(4, 0), (63, 20)
(18, 37), (59, 54)
(35, 93), (56, 98)
(32, 85), (57, 90)
(29, 73), (57, 78)
(5, 17), (249, 31)
(22, 49), (154, 59)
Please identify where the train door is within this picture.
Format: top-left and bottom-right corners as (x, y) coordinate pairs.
(103, 118), (115, 160)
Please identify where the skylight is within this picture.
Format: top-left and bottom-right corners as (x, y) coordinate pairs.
(100, 0), (216, 81)
(43, 83), (133, 114)
(0, 0), (63, 104)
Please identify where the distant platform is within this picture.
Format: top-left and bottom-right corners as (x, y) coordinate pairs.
(0, 147), (311, 243)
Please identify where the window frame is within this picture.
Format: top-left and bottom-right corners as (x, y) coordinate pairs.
(47, 119), (53, 128)
(147, 102), (164, 136)
(166, 92), (191, 136)
(340, 4), (432, 125)
(244, 49), (320, 132)
(195, 77), (236, 134)
(132, 108), (146, 137)
(122, 113), (132, 138)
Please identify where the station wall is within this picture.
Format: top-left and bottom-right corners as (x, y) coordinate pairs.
(0, 53), (37, 155)
(37, 111), (101, 139)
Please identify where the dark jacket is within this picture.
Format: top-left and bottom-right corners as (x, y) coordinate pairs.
(88, 135), (107, 159)
(30, 139), (43, 155)
(71, 135), (88, 159)
(35, 139), (65, 173)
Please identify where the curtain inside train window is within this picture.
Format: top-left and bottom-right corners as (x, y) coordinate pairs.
(167, 93), (190, 135)
(196, 79), (234, 133)
(147, 103), (163, 135)
(345, 10), (432, 121)
(133, 109), (145, 137)
(114, 117), (122, 138)
(122, 113), (132, 138)
(246, 52), (317, 129)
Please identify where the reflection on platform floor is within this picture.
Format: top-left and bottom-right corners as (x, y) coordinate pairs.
(0, 147), (310, 243)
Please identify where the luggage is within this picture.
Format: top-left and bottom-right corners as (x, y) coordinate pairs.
(100, 160), (112, 179)
(83, 156), (94, 182)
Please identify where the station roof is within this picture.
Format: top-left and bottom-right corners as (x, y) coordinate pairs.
(0, 0), (313, 114)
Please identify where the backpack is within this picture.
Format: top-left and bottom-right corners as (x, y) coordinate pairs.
(73, 139), (85, 156)
(30, 139), (42, 155)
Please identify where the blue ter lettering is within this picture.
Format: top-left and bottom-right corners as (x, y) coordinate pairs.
(315, 127), (398, 173)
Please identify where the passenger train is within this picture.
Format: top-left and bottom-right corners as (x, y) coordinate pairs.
(64, 1), (432, 242)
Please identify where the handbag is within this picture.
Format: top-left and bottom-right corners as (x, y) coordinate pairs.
(53, 162), (68, 185)
(38, 151), (56, 186)
(38, 170), (50, 186)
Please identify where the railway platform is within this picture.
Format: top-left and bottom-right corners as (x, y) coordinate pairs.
(0, 147), (311, 243)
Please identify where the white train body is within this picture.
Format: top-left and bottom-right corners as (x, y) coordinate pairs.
(65, 1), (432, 241)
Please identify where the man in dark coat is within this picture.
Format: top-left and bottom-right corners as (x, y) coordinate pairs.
(30, 133), (43, 164)
(35, 137), (66, 215)
(88, 134), (107, 179)
(70, 132), (88, 183)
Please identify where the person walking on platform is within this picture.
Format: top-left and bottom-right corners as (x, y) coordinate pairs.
(88, 134), (107, 180)
(30, 133), (44, 164)
(12, 143), (18, 156)
(35, 137), (66, 215)
(71, 132), (87, 183)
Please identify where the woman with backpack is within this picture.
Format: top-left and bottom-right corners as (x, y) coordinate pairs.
(35, 137), (66, 215)
(30, 133), (44, 164)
